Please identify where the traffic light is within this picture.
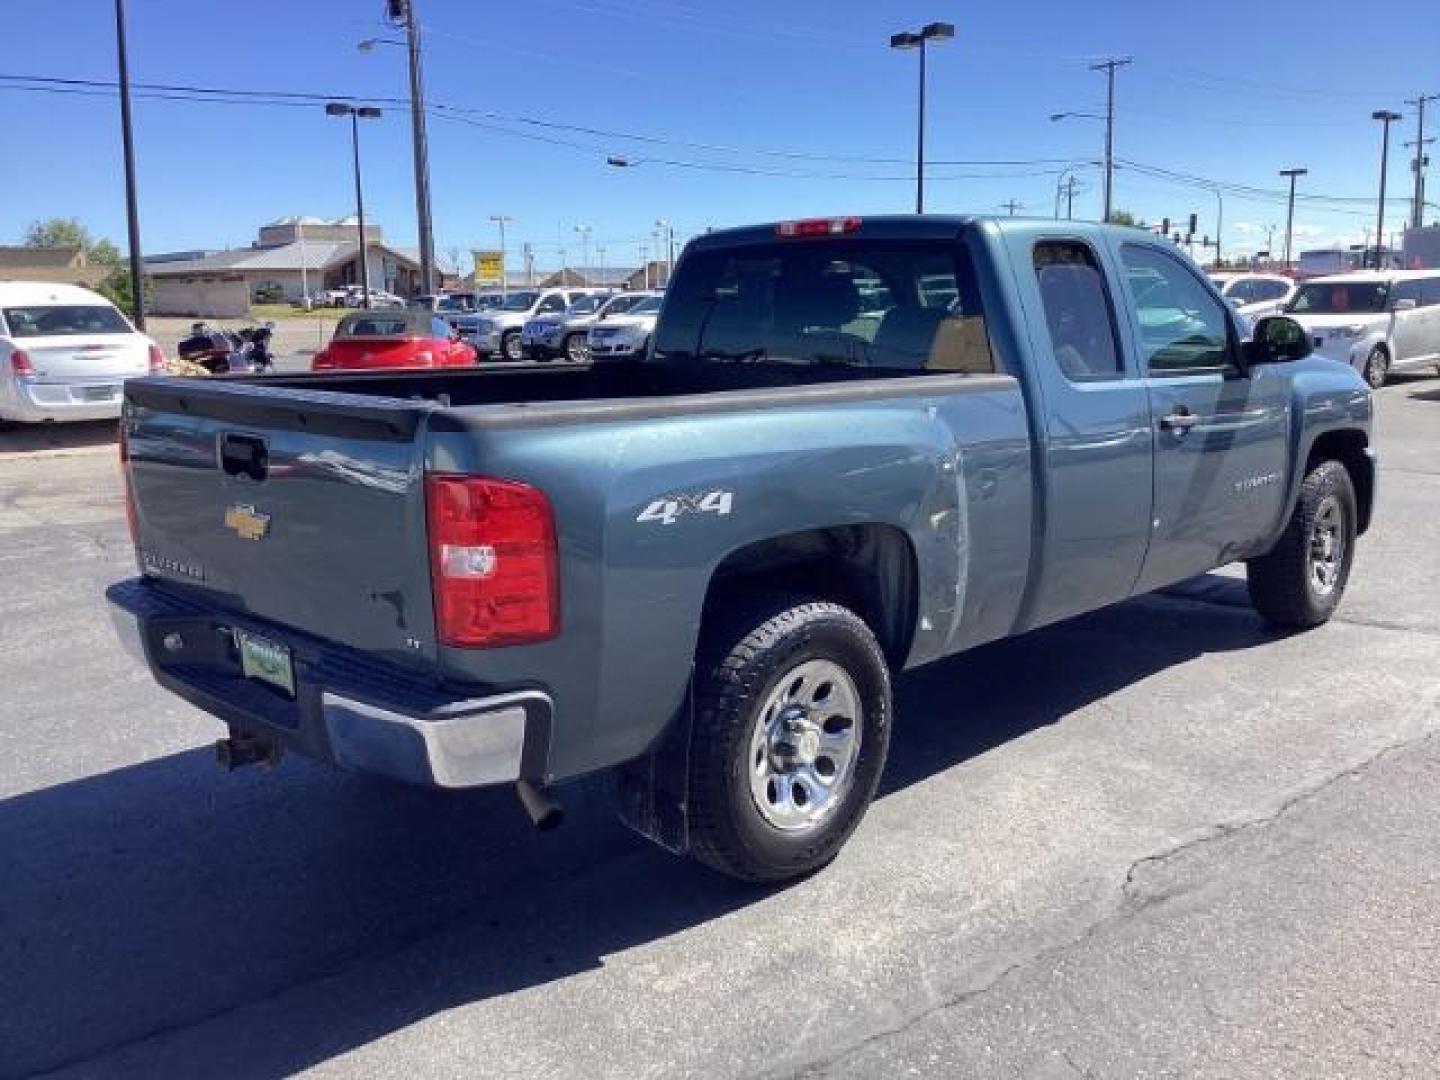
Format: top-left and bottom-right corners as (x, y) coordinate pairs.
(1161, 217), (1171, 236)
(1187, 213), (1198, 237)
(385, 0), (409, 22)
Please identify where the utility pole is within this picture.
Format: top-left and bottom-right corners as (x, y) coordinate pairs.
(522, 242), (534, 287)
(1406, 94), (1439, 230)
(573, 224), (593, 283)
(655, 219), (675, 284)
(387, 0), (436, 295)
(1001, 199), (1024, 216)
(1090, 57), (1132, 223)
(1372, 110), (1402, 268)
(113, 0), (145, 328)
(1279, 167), (1308, 270)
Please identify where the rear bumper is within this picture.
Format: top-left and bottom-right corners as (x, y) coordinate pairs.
(1, 378), (125, 422)
(107, 577), (552, 789)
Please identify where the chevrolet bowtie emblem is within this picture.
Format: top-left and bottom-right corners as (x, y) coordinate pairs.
(224, 503), (271, 541)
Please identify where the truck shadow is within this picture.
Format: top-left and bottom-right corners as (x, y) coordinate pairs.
(0, 419), (118, 457)
(0, 578), (1271, 1077)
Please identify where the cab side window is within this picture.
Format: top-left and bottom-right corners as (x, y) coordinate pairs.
(538, 294), (567, 314)
(1033, 241), (1123, 381)
(1121, 244), (1232, 373)
(1422, 277), (1440, 306)
(1390, 280), (1426, 307)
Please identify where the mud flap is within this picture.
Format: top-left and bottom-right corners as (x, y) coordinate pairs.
(614, 670), (693, 854)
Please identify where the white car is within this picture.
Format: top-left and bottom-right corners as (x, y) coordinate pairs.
(0, 282), (162, 424)
(586, 293), (664, 360)
(1210, 273), (1297, 319)
(1285, 270), (1440, 388)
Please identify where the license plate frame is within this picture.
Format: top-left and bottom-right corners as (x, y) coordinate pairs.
(234, 628), (296, 697)
(79, 385), (117, 402)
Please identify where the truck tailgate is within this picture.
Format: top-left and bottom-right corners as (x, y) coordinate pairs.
(123, 378), (438, 667)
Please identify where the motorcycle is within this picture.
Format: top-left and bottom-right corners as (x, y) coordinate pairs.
(175, 322), (276, 375)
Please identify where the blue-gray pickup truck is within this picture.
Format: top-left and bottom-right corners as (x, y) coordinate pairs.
(109, 216), (1374, 881)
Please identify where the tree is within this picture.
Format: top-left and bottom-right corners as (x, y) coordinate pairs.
(95, 265), (151, 320)
(23, 217), (122, 265)
(1107, 209), (1147, 228)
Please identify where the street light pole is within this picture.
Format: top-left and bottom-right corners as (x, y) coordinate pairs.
(1279, 167), (1308, 270)
(489, 215), (511, 296)
(1373, 110), (1402, 268)
(1089, 57), (1132, 223)
(889, 22), (954, 215)
(573, 224), (593, 283)
(326, 103), (381, 309)
(654, 219), (674, 284)
(113, 0), (145, 329)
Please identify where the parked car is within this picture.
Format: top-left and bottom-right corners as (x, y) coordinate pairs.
(109, 215), (1374, 882)
(0, 282), (162, 423)
(338, 285), (404, 309)
(311, 310), (477, 371)
(1210, 273), (1297, 319)
(585, 292), (663, 360)
(521, 291), (641, 361)
(1284, 269), (1440, 387)
(451, 288), (594, 360)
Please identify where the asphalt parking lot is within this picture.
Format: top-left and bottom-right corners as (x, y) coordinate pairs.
(1, 376), (1438, 1079)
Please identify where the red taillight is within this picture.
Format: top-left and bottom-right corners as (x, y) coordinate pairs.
(119, 423), (139, 545)
(10, 349), (34, 377)
(776, 216), (862, 238)
(147, 343), (166, 373)
(425, 474), (559, 648)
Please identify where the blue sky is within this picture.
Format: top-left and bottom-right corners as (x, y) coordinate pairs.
(3, 0), (1438, 271)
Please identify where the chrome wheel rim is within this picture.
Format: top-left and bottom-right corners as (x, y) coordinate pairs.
(1308, 496), (1345, 597)
(566, 335), (587, 362)
(748, 659), (862, 832)
(504, 334), (522, 361)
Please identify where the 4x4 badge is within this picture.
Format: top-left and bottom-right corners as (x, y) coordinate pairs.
(224, 503), (271, 541)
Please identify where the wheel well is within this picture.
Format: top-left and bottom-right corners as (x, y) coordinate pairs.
(702, 525), (918, 668)
(1308, 429), (1373, 534)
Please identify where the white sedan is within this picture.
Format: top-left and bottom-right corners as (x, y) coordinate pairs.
(585, 293), (664, 360)
(1210, 273), (1297, 319)
(0, 282), (162, 424)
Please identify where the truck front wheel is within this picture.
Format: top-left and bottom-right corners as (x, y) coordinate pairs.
(688, 600), (891, 882)
(1246, 459), (1357, 628)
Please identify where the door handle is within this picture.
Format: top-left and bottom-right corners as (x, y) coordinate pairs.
(1160, 409), (1198, 432)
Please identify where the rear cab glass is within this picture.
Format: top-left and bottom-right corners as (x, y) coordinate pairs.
(654, 239), (993, 374)
(3, 304), (131, 337)
(1287, 282), (1390, 314)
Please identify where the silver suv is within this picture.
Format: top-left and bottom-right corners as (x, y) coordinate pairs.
(453, 288), (596, 360)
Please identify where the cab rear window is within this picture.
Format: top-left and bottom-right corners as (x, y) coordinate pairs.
(654, 240), (993, 374)
(3, 304), (130, 337)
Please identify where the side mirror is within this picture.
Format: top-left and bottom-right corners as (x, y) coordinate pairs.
(1246, 315), (1311, 368)
(1393, 297), (1417, 311)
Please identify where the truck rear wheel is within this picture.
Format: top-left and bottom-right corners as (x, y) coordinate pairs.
(688, 600), (891, 882)
(1246, 459), (1357, 628)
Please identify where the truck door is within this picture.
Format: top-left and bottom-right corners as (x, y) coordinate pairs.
(1019, 238), (1154, 627)
(1115, 241), (1290, 592)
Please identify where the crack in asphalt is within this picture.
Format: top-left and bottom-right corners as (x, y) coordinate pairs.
(789, 727), (1440, 1079)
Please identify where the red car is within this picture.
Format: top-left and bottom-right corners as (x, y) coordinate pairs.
(311, 310), (476, 371)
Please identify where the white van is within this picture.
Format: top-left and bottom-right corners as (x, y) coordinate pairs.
(1285, 270), (1440, 387)
(0, 282), (162, 423)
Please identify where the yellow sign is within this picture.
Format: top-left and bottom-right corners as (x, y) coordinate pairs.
(224, 503), (271, 541)
(473, 250), (504, 285)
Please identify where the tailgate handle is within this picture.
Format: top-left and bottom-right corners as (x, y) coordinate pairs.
(220, 433), (269, 481)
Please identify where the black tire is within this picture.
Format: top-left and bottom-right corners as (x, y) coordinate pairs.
(688, 599), (891, 882)
(1246, 459), (1357, 628)
(563, 333), (588, 363)
(501, 330), (523, 362)
(1362, 345), (1389, 389)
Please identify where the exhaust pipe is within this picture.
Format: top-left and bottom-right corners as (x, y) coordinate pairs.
(516, 779), (564, 831)
(216, 730), (281, 771)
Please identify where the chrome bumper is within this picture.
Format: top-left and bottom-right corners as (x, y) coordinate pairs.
(107, 578), (551, 789)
